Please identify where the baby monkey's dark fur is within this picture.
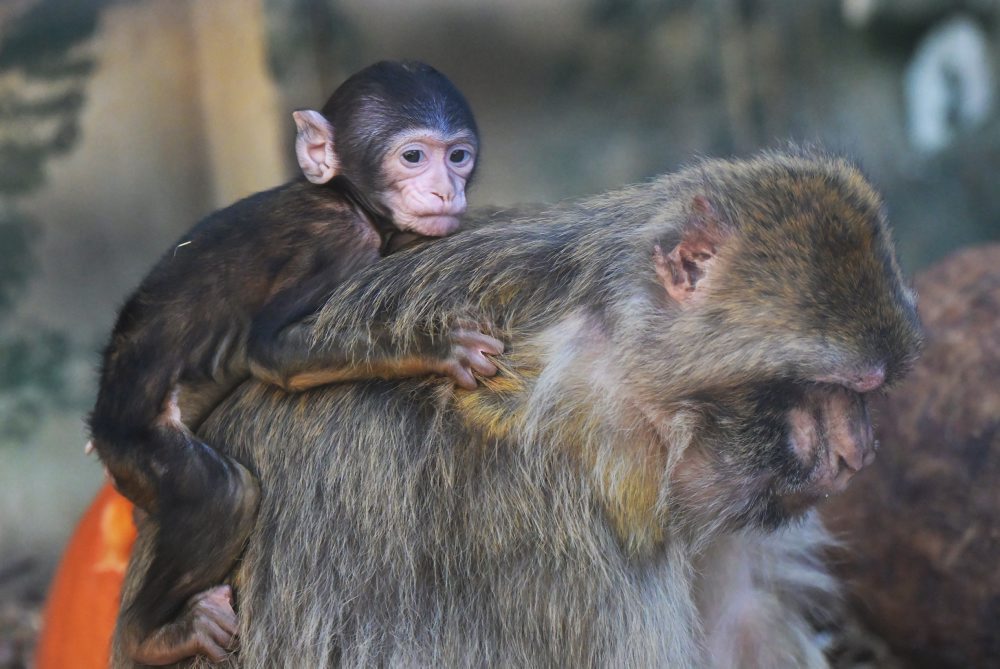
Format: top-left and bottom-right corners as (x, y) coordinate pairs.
(89, 61), (489, 665)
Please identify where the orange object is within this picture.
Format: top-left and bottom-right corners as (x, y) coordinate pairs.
(36, 482), (135, 669)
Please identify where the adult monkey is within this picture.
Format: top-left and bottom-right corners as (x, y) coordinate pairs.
(90, 60), (501, 666)
(114, 150), (921, 667)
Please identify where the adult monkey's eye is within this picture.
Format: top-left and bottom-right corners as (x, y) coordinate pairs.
(450, 149), (470, 164)
(402, 149), (423, 164)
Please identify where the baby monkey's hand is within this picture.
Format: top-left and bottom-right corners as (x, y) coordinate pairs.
(439, 323), (504, 390)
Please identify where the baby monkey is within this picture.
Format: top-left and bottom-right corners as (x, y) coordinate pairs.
(89, 60), (502, 666)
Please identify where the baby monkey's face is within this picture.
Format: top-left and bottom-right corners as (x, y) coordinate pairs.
(379, 128), (478, 237)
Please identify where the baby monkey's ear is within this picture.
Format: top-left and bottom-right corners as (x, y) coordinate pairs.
(293, 110), (339, 184)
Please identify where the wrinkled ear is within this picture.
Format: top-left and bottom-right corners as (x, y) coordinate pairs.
(293, 110), (339, 184)
(653, 195), (730, 306)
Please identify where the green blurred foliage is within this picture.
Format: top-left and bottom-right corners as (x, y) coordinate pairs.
(0, 0), (105, 446)
(0, 331), (71, 442)
(0, 208), (39, 313)
(0, 0), (101, 72)
(0, 0), (99, 195)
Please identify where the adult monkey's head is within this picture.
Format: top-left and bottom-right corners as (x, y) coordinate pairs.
(293, 60), (479, 237)
(643, 155), (924, 531)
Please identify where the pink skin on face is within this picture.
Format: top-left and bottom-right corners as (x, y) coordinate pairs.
(815, 365), (886, 393)
(380, 129), (477, 237)
(787, 384), (877, 497)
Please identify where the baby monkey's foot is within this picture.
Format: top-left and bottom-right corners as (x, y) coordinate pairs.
(131, 585), (237, 665)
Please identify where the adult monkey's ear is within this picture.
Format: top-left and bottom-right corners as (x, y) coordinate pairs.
(293, 110), (339, 184)
(653, 195), (731, 306)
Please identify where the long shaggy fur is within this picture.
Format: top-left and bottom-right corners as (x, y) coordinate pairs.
(113, 149), (919, 668)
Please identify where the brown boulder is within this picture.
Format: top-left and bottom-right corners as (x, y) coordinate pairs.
(823, 244), (1000, 668)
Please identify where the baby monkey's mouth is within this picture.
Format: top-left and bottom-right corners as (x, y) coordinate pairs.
(401, 213), (463, 237)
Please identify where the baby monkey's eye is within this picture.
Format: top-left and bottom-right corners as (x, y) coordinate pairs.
(449, 149), (470, 164)
(402, 150), (423, 164)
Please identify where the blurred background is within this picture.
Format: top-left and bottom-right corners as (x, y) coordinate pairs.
(0, 0), (998, 664)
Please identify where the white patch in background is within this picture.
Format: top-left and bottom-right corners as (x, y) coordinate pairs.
(841, 0), (876, 29)
(905, 15), (995, 153)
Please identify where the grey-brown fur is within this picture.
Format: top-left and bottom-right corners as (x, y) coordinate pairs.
(114, 149), (920, 668)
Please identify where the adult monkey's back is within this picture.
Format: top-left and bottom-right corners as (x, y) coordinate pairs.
(115, 150), (921, 668)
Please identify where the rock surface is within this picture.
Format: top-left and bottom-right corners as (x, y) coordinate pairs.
(823, 244), (1000, 668)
